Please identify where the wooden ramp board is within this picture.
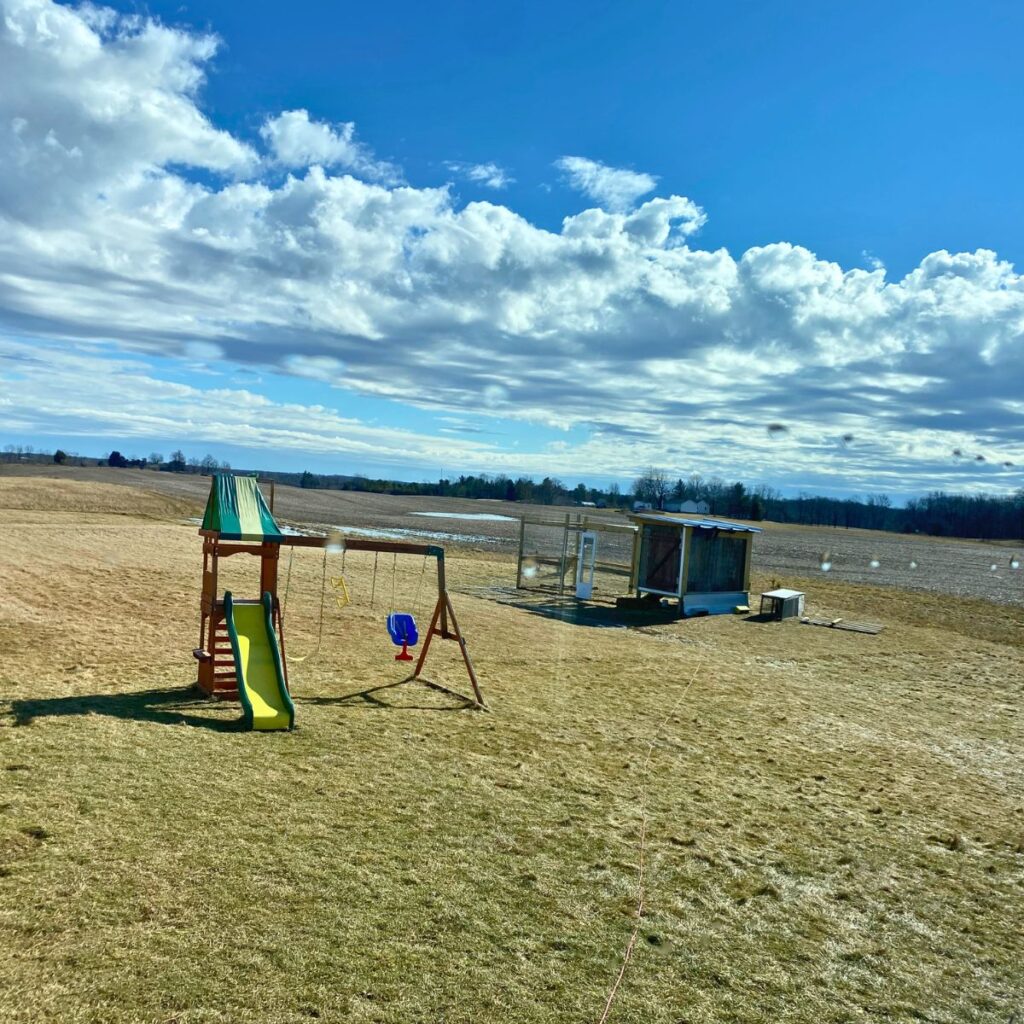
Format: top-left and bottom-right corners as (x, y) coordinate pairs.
(800, 616), (883, 635)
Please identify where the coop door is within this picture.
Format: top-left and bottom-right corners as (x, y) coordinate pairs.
(638, 525), (684, 596)
(575, 531), (597, 600)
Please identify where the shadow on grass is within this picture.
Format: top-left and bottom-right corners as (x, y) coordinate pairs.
(9, 687), (239, 731)
(297, 677), (479, 712)
(474, 584), (681, 628)
(507, 599), (680, 629)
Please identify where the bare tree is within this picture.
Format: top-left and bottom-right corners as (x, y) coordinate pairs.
(632, 467), (671, 509)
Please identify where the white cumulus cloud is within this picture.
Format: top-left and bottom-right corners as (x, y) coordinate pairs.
(445, 161), (514, 189)
(556, 155), (659, 212)
(0, 0), (1022, 493)
(0, 0), (255, 226)
(261, 109), (400, 183)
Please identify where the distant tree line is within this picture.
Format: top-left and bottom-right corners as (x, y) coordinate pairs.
(0, 444), (231, 474)
(632, 467), (1024, 541)
(290, 470), (591, 504)
(2, 444), (85, 466)
(3, 442), (1020, 540)
(157, 450), (231, 474)
(272, 464), (1024, 541)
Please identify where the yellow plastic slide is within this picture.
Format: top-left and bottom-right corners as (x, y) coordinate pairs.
(223, 591), (295, 731)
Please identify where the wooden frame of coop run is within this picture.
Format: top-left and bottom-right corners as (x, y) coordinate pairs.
(193, 474), (484, 715)
(623, 512), (763, 617)
(514, 512), (638, 597)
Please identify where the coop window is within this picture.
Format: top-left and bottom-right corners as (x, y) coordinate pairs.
(686, 531), (746, 592)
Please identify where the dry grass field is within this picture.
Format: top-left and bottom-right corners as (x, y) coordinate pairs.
(1, 473), (1022, 1023)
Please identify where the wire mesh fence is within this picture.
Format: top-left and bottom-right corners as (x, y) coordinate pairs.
(516, 514), (637, 599)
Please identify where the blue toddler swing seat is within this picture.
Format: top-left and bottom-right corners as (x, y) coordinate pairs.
(387, 612), (419, 661)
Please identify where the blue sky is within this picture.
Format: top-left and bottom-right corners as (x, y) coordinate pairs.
(1, 0), (1022, 498)
(125, 0), (1024, 275)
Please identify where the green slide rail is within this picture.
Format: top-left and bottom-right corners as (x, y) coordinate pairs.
(223, 591), (295, 731)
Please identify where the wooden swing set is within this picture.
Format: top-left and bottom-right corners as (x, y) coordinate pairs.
(193, 475), (484, 710)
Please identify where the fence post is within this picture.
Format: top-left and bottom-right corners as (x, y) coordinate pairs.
(515, 516), (526, 589)
(558, 513), (570, 596)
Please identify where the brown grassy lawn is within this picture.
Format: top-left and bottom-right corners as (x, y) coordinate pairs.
(1, 478), (1022, 1023)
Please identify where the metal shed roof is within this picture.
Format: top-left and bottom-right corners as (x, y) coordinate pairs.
(629, 513), (763, 534)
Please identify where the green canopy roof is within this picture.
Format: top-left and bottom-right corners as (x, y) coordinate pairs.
(201, 474), (283, 542)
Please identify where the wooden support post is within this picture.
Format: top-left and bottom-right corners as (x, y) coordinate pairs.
(198, 538), (219, 692)
(412, 591), (484, 708)
(440, 591), (483, 705)
(199, 542), (210, 649)
(515, 516), (526, 589)
(679, 526), (694, 618)
(260, 542), (280, 601)
(437, 551), (449, 637)
(558, 513), (570, 597)
(630, 526), (643, 594)
(413, 598), (442, 675)
(269, 479), (276, 514)
(413, 596), (443, 678)
(743, 533), (753, 592)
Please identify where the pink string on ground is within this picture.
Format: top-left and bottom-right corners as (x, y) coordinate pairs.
(596, 659), (704, 1024)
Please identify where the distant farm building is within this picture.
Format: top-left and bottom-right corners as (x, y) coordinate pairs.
(663, 499), (710, 514)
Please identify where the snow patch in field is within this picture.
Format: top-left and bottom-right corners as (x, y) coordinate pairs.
(331, 524), (500, 544)
(411, 512), (517, 522)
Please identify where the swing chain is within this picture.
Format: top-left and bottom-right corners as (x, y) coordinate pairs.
(413, 553), (428, 619)
(314, 546), (327, 653)
(291, 547), (328, 665)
